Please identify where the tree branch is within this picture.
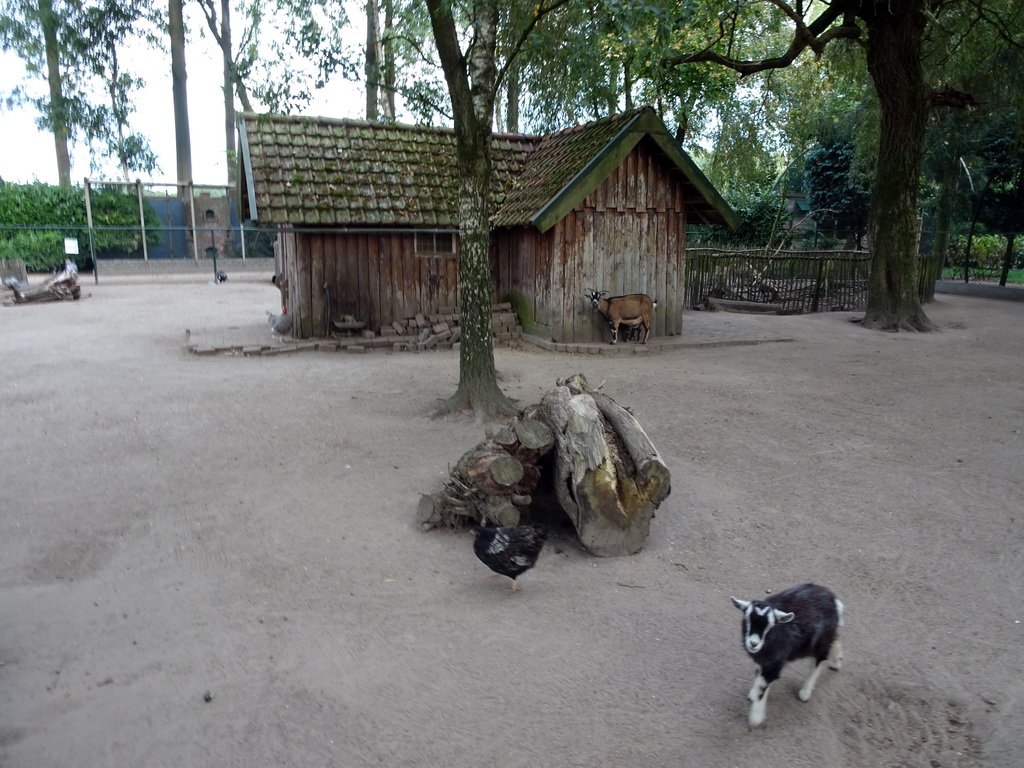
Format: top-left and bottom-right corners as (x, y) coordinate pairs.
(661, 1), (860, 76)
(197, 0), (224, 48)
(424, 0), (470, 115)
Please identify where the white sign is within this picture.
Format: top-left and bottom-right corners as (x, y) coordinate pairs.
(64, 237), (79, 255)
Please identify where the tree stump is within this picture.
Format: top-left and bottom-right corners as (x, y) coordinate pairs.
(10, 269), (81, 303)
(540, 374), (671, 556)
(420, 374), (670, 558)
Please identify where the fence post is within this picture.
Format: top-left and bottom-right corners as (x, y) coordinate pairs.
(188, 180), (199, 261)
(84, 178), (98, 284)
(811, 256), (824, 312)
(136, 179), (149, 261)
(239, 218), (247, 262)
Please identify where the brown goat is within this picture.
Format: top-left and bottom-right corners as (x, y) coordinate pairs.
(584, 289), (657, 344)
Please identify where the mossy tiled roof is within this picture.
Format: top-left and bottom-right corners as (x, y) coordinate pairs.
(495, 107), (737, 231)
(491, 109), (647, 228)
(238, 113), (536, 227)
(238, 108), (737, 230)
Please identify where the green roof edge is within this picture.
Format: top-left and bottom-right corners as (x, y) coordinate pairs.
(529, 114), (644, 233)
(530, 108), (738, 233)
(237, 115), (258, 221)
(644, 115), (740, 230)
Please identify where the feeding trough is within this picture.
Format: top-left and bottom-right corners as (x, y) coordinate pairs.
(332, 315), (367, 334)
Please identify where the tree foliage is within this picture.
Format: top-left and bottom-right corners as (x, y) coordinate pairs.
(805, 140), (871, 247)
(655, 0), (1023, 331)
(1, 0), (158, 183)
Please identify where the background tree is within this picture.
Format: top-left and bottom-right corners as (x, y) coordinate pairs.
(959, 112), (1024, 283)
(921, 0), (1024, 284)
(0, 0), (75, 185)
(2, 0), (161, 184)
(169, 0), (192, 187)
(196, 0), (241, 184)
(246, 0), (352, 113)
(805, 139), (871, 248)
(79, 0), (159, 180)
(364, 0), (397, 121)
(423, 0), (570, 419)
(658, 0), (1021, 331)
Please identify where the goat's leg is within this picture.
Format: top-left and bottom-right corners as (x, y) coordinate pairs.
(748, 664), (781, 727)
(798, 656), (829, 702)
(827, 637), (843, 670)
(608, 321), (618, 344)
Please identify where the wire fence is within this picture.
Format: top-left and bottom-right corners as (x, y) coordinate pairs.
(4, 176), (1020, 305)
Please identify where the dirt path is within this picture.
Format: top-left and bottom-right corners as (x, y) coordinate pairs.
(1, 281), (1021, 767)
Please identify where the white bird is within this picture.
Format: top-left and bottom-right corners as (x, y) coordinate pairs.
(266, 310), (293, 335)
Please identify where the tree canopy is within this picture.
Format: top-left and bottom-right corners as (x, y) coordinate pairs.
(1, 0), (159, 184)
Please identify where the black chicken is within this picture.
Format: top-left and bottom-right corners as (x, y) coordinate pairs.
(471, 522), (548, 592)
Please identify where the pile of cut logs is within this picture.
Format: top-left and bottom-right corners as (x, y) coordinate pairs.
(419, 373), (672, 557)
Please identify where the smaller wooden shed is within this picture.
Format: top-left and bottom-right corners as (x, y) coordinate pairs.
(237, 107), (736, 341)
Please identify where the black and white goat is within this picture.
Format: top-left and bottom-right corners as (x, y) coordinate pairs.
(584, 289), (656, 344)
(731, 583), (844, 728)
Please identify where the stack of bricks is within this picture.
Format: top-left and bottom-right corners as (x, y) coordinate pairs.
(386, 302), (522, 352)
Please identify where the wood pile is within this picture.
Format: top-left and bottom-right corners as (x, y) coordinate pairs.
(419, 373), (671, 557)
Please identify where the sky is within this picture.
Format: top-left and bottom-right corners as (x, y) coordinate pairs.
(0, 8), (366, 188)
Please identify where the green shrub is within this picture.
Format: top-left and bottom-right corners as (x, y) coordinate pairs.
(0, 181), (162, 271)
(0, 230), (68, 272)
(947, 234), (1022, 270)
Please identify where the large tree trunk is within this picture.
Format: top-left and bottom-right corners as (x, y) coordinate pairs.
(365, 0), (380, 120)
(40, 0), (71, 187)
(426, 0), (517, 419)
(169, 0), (192, 188)
(219, 0), (236, 186)
(860, 1), (934, 331)
(381, 0), (395, 120)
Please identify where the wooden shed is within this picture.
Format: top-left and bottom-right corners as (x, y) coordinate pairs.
(237, 107), (736, 341)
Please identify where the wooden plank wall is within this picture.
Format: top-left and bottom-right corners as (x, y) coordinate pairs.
(492, 227), (546, 332)
(281, 136), (695, 342)
(286, 230), (459, 338)
(544, 138), (688, 344)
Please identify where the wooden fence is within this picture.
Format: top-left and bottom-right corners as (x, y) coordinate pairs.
(684, 248), (941, 313)
(685, 248), (871, 314)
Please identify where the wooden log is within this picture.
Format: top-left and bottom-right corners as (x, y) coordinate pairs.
(421, 374), (666, 553)
(514, 418), (554, 453)
(454, 447), (526, 495)
(417, 494), (441, 528)
(540, 375), (670, 557)
(482, 499), (520, 527)
(493, 426), (518, 449)
(591, 392), (671, 508)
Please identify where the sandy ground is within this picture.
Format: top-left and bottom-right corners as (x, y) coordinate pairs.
(1, 279), (1021, 768)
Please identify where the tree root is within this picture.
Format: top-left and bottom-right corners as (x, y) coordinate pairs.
(859, 309), (937, 332)
(432, 381), (520, 422)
